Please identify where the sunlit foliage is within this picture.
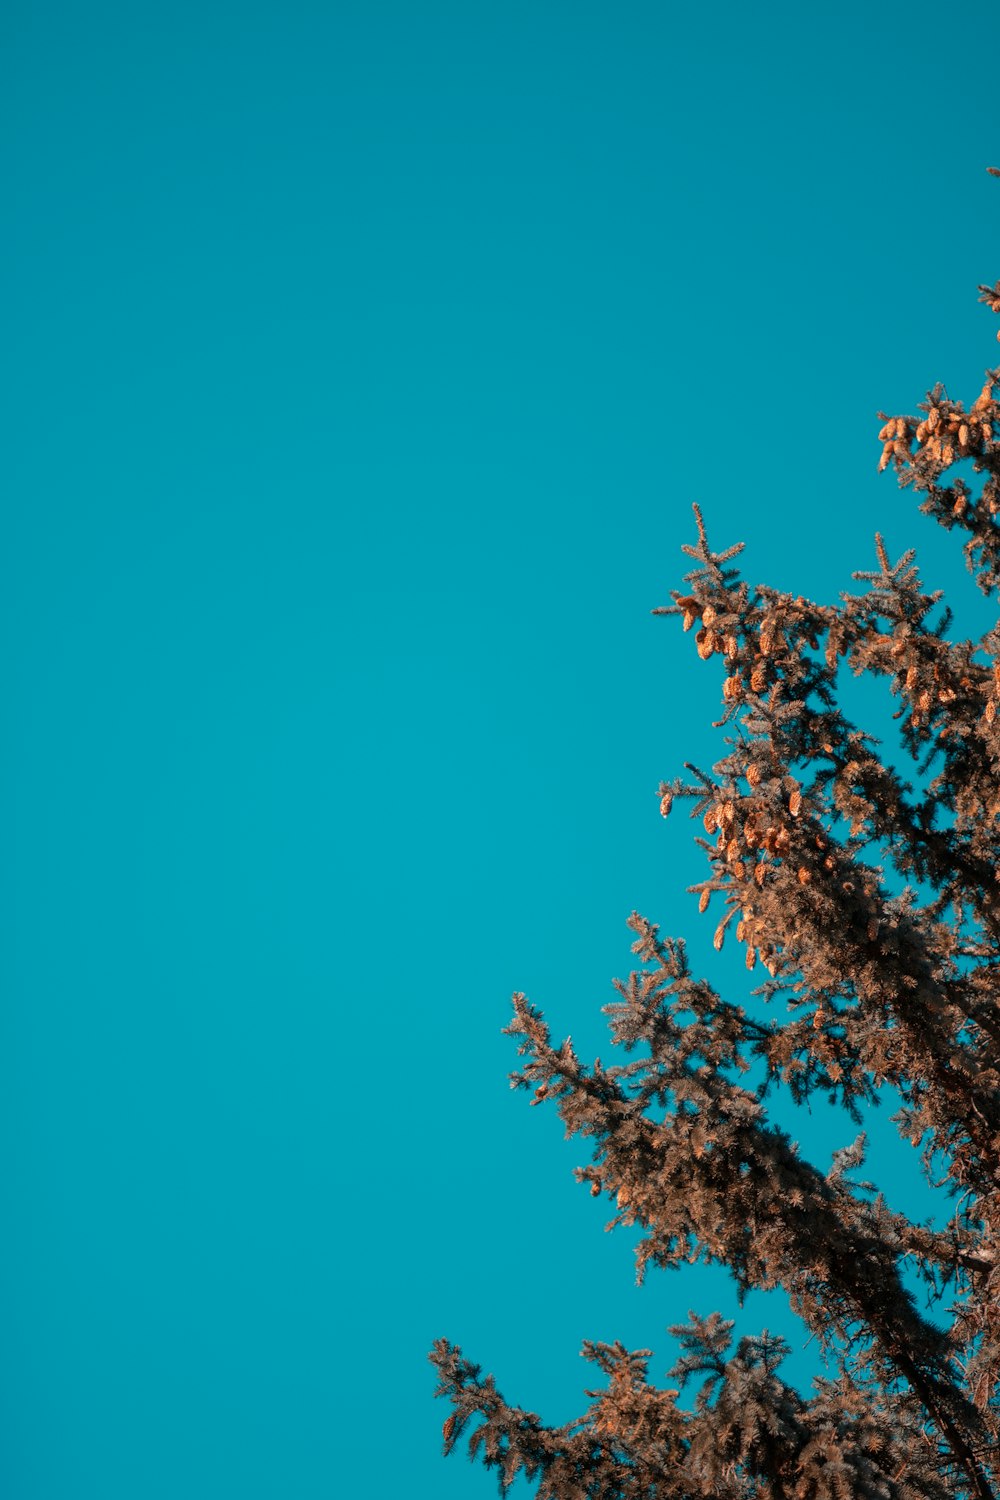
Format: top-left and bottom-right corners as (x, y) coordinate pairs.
(431, 237), (1000, 1500)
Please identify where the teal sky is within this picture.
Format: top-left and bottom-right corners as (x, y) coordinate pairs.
(4, 4), (999, 1497)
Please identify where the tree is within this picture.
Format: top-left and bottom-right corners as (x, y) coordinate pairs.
(430, 253), (1000, 1500)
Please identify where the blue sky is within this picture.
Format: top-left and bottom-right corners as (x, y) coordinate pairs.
(3, 3), (999, 1497)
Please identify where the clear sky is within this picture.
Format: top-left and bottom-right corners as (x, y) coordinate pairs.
(3, 3), (999, 1497)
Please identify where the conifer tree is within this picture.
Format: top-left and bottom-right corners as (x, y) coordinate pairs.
(431, 250), (1000, 1500)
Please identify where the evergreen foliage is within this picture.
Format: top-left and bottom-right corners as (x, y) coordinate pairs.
(430, 252), (1000, 1500)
